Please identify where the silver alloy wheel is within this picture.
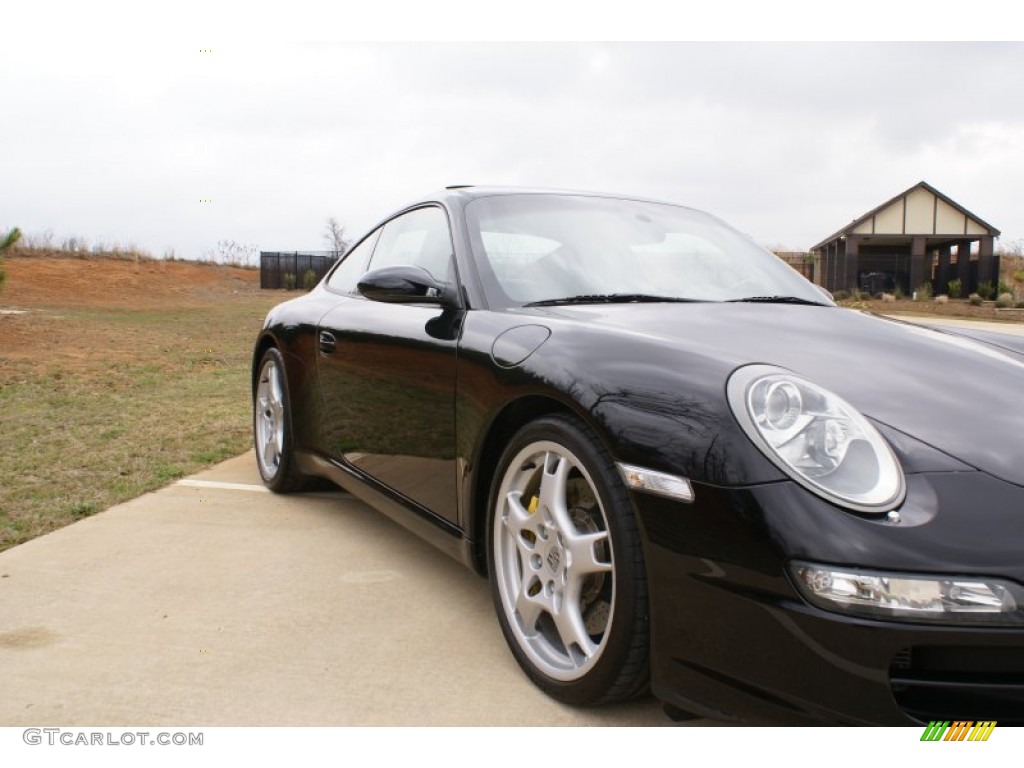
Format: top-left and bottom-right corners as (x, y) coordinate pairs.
(255, 358), (285, 479)
(493, 440), (615, 682)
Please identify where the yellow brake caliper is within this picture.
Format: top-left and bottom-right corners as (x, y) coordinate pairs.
(526, 495), (541, 596)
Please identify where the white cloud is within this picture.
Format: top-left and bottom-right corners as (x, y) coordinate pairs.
(2, 41), (1022, 257)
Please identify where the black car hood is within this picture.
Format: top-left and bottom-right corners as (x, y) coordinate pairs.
(535, 303), (1024, 487)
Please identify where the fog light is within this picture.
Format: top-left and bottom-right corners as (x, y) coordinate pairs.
(790, 561), (1023, 625)
(617, 463), (694, 503)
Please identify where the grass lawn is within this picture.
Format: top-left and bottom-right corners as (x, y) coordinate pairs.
(0, 254), (290, 551)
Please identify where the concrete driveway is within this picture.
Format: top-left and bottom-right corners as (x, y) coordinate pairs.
(0, 453), (683, 726)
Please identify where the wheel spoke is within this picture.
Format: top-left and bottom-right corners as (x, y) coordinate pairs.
(262, 435), (278, 468)
(514, 582), (547, 634)
(565, 529), (612, 575)
(274, 421), (284, 454)
(504, 490), (540, 540)
(268, 363), (283, 404)
(538, 451), (574, 531)
(505, 492), (541, 559)
(552, 591), (597, 662)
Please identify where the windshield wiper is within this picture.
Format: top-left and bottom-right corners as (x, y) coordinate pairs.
(726, 295), (828, 306)
(525, 293), (704, 307)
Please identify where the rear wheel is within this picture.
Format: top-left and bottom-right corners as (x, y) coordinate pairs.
(487, 414), (649, 705)
(254, 347), (308, 492)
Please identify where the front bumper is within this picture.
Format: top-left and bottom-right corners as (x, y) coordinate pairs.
(634, 473), (1024, 725)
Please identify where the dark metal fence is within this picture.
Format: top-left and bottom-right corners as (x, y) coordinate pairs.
(774, 252), (815, 281)
(260, 251), (340, 290)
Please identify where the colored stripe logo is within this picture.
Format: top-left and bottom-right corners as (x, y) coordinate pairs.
(921, 721), (997, 741)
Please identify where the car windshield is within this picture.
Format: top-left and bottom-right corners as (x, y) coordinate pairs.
(464, 194), (829, 309)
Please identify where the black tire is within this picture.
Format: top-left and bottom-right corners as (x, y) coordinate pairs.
(486, 413), (649, 705)
(253, 347), (309, 493)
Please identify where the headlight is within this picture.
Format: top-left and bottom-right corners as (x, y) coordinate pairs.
(791, 561), (1024, 625)
(727, 364), (904, 513)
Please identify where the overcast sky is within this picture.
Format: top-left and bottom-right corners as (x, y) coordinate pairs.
(3, 33), (1023, 259)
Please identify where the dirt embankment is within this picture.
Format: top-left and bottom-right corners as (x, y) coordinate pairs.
(0, 253), (269, 375)
(1, 252), (260, 311)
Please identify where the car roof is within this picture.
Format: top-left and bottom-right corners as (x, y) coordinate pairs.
(426, 185), (690, 208)
(366, 186), (708, 244)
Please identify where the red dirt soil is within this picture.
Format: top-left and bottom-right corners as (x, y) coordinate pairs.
(0, 254), (268, 374)
(1, 253), (260, 311)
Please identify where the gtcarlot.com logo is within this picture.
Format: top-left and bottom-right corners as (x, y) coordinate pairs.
(23, 729), (203, 747)
(920, 721), (997, 742)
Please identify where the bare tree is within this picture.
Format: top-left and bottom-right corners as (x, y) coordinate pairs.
(324, 217), (349, 259)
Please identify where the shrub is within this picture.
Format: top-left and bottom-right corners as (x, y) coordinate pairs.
(0, 227), (23, 294)
(1017, 300), (1024, 309)
(832, 289), (850, 301)
(947, 278), (962, 298)
(302, 268), (318, 291)
(998, 280), (1014, 296)
(893, 285), (904, 300)
(1014, 270), (1024, 283)
(977, 281), (996, 300)
(996, 292), (1014, 308)
(969, 293), (983, 306)
(881, 293), (896, 302)
(934, 294), (948, 304)
(914, 282), (932, 301)
(284, 272), (297, 290)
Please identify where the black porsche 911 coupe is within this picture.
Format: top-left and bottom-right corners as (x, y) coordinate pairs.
(252, 187), (1024, 725)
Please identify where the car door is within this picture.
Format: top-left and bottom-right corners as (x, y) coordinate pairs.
(316, 205), (460, 524)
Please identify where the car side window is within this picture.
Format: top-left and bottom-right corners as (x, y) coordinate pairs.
(326, 228), (381, 294)
(368, 206), (454, 282)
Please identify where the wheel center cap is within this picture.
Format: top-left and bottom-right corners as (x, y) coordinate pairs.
(546, 546), (563, 573)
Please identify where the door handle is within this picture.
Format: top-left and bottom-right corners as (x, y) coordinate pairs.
(319, 331), (336, 354)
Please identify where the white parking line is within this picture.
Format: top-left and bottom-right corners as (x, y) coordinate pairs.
(176, 479), (271, 492)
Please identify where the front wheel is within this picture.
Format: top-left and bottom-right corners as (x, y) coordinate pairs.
(487, 414), (649, 705)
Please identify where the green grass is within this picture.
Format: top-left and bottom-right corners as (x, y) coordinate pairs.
(0, 293), (285, 551)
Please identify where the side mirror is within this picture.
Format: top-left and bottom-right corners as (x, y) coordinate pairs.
(357, 265), (456, 306)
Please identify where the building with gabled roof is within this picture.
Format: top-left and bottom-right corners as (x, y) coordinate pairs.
(810, 182), (1000, 296)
